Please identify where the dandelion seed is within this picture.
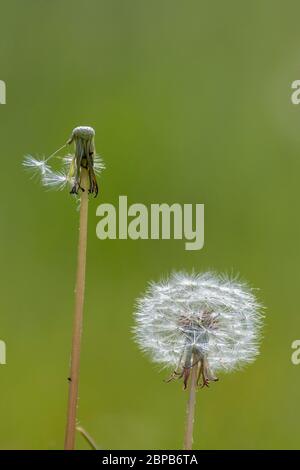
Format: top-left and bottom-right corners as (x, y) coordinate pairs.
(93, 154), (106, 175)
(42, 168), (73, 191)
(63, 154), (74, 166)
(23, 126), (105, 450)
(23, 155), (51, 177)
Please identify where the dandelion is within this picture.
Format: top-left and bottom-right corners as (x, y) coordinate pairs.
(134, 271), (264, 450)
(22, 126), (105, 196)
(23, 126), (105, 450)
(67, 126), (99, 196)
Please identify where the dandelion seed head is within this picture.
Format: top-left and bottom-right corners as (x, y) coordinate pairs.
(134, 271), (264, 387)
(23, 126), (104, 196)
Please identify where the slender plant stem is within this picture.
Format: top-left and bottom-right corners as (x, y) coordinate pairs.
(183, 361), (198, 450)
(76, 426), (100, 450)
(64, 169), (89, 450)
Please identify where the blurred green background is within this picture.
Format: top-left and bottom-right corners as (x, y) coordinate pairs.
(0, 0), (299, 450)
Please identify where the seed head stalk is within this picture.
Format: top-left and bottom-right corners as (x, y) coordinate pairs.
(65, 168), (89, 450)
(23, 126), (104, 450)
(134, 272), (263, 450)
(183, 358), (198, 450)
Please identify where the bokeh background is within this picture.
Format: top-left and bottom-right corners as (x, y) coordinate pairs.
(0, 0), (299, 450)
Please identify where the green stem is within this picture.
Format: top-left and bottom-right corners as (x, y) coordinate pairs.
(183, 361), (198, 450)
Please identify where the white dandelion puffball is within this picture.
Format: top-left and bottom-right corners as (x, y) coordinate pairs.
(134, 272), (263, 388)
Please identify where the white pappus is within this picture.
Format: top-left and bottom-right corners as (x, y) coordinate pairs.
(23, 126), (105, 197)
(134, 271), (264, 389)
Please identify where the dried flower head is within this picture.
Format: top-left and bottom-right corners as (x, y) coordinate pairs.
(23, 126), (105, 197)
(134, 271), (264, 389)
